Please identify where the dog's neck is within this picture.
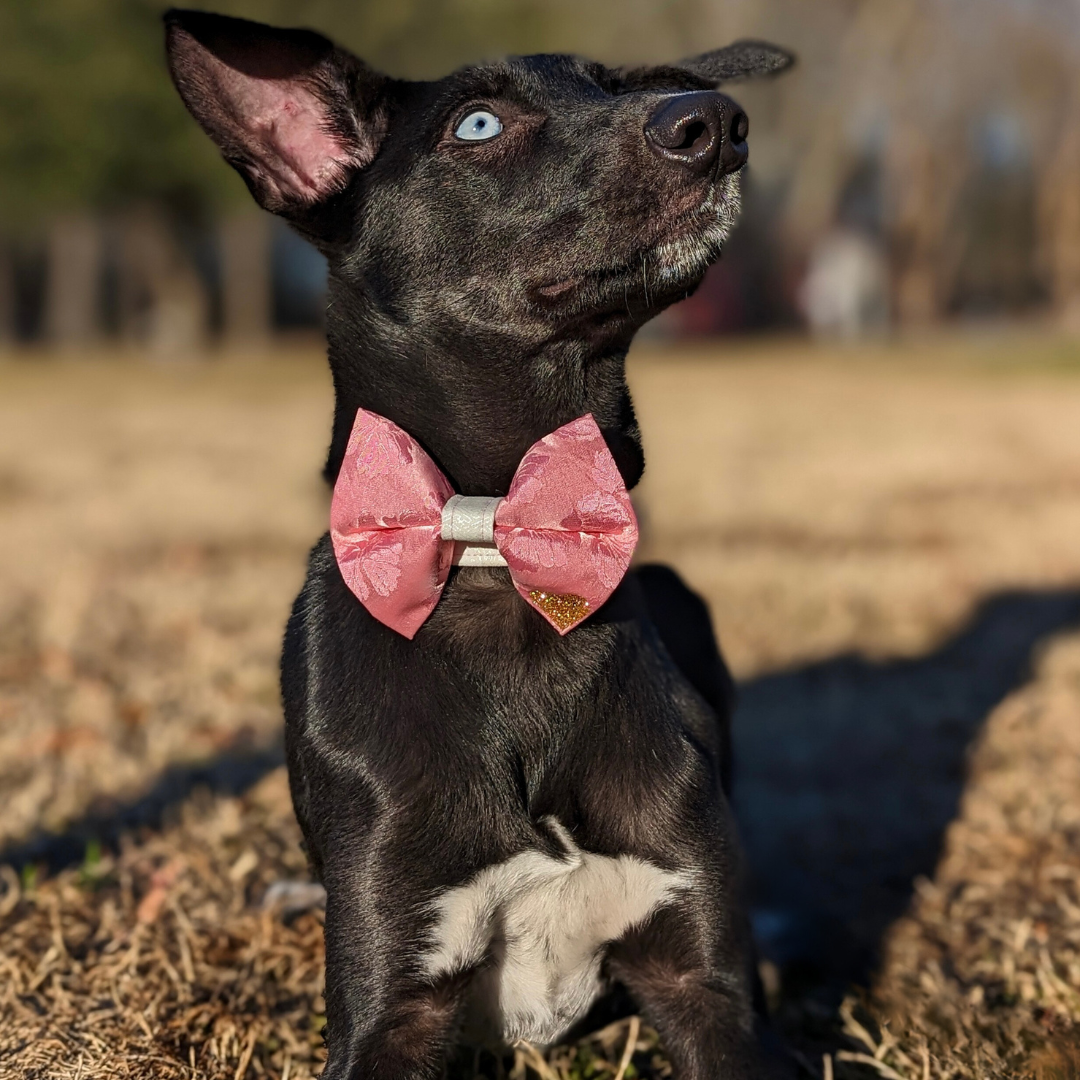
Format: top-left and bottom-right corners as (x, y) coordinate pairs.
(322, 280), (646, 496)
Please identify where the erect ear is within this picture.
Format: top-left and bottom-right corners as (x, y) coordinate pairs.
(677, 40), (795, 84)
(164, 9), (389, 218)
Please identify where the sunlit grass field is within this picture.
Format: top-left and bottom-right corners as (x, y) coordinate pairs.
(2, 331), (1080, 1078)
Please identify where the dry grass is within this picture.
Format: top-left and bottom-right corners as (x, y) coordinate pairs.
(2, 332), (1080, 1078)
(0, 771), (325, 1080)
(632, 332), (1080, 676)
(863, 629), (1080, 1079)
(0, 353), (327, 851)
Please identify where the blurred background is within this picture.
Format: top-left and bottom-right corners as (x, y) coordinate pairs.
(4, 3), (1080, 1079)
(5, 0), (1080, 349)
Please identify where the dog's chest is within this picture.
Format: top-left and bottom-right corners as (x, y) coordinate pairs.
(422, 821), (690, 1047)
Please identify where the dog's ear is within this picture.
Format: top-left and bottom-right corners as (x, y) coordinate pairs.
(677, 40), (795, 84)
(164, 9), (389, 218)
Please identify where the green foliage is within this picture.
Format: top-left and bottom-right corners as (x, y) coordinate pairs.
(0, 0), (243, 227)
(209, 0), (556, 79)
(217, 0), (704, 78)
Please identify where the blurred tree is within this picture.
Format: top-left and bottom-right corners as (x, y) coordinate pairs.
(750, 0), (1079, 328)
(114, 203), (209, 356)
(0, 0), (240, 226)
(3, 0), (1078, 348)
(1038, 77), (1080, 330)
(220, 211), (271, 349)
(885, 121), (969, 325)
(0, 243), (13, 346)
(44, 215), (103, 348)
(0, 0), (243, 349)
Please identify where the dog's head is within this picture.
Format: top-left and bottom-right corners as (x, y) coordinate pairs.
(166, 11), (790, 332)
(165, 10), (791, 490)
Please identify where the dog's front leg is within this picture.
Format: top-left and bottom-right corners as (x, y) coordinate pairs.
(607, 906), (783, 1080)
(318, 877), (470, 1080)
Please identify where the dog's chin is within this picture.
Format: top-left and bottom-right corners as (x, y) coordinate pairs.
(649, 171), (742, 289)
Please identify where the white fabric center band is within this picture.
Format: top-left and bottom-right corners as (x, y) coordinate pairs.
(441, 495), (508, 567)
(441, 495), (503, 543)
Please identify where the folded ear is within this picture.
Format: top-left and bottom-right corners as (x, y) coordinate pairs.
(678, 40), (795, 84)
(164, 9), (389, 217)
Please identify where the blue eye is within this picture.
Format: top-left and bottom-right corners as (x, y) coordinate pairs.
(455, 110), (503, 141)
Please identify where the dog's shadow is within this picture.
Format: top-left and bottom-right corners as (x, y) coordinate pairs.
(6, 586), (1080, 1030)
(732, 587), (1080, 995)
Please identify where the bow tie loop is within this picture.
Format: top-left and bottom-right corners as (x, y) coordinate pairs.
(330, 411), (638, 638)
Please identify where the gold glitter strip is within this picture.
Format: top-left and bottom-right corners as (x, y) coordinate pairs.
(529, 590), (590, 630)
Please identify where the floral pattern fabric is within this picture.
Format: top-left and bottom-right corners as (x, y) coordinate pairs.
(330, 410), (638, 638)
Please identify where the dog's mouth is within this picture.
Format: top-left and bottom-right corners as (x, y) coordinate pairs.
(651, 170), (742, 283)
(529, 171), (742, 311)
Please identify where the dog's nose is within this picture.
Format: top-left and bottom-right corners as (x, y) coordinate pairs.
(644, 91), (748, 176)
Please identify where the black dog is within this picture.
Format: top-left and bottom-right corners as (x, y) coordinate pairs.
(165, 12), (792, 1077)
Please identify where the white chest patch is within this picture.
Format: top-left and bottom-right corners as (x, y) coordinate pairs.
(422, 819), (693, 1047)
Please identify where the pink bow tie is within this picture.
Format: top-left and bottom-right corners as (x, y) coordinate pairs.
(330, 410), (639, 638)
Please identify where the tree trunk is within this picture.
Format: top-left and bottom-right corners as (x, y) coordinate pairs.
(220, 211), (273, 349)
(1038, 83), (1080, 332)
(115, 206), (209, 358)
(884, 124), (969, 326)
(0, 241), (14, 347)
(44, 214), (103, 350)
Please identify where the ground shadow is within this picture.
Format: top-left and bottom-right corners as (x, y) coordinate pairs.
(733, 587), (1080, 995)
(6, 587), (1080, 1012)
(0, 742), (284, 874)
